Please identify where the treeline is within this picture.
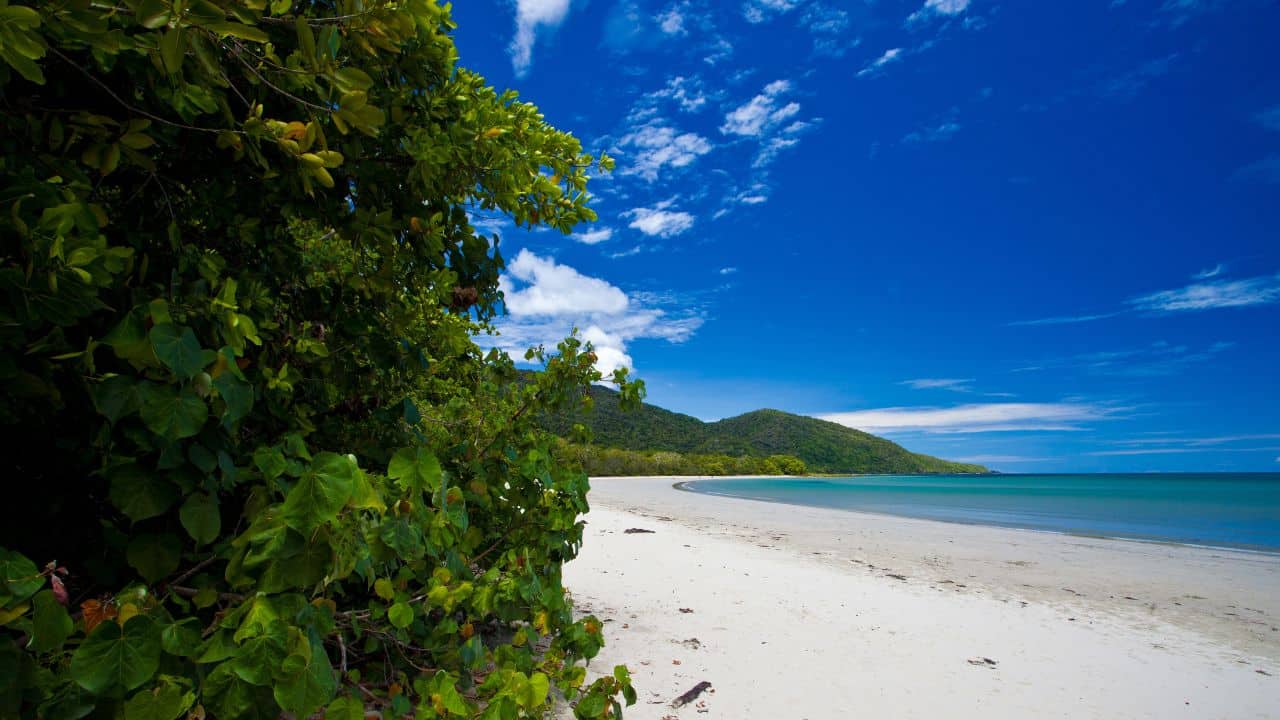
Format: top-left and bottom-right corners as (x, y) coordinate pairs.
(556, 441), (807, 477)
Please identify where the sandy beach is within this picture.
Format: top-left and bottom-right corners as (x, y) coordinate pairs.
(563, 476), (1280, 719)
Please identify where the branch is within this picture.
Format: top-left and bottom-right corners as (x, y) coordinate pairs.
(48, 47), (239, 135)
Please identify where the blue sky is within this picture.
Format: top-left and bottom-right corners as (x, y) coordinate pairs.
(452, 0), (1280, 473)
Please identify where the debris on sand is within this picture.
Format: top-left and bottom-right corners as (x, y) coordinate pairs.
(672, 681), (713, 708)
(625, 528), (656, 534)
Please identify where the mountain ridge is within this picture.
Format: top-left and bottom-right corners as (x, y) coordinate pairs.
(541, 385), (988, 474)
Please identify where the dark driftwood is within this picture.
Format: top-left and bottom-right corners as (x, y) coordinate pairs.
(623, 528), (655, 534)
(671, 681), (712, 707)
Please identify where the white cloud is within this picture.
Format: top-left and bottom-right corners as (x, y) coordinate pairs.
(857, 48), (903, 78)
(719, 267), (738, 275)
(901, 378), (974, 391)
(802, 3), (854, 56)
(1109, 433), (1280, 447)
(1010, 341), (1235, 378)
(1089, 446), (1280, 457)
(742, 0), (797, 24)
(655, 2), (688, 35)
(1008, 312), (1122, 327)
(903, 121), (961, 143)
(1192, 263), (1225, 280)
(618, 121), (713, 181)
(510, 0), (572, 77)
(1127, 273), (1280, 312)
(817, 402), (1119, 434)
(622, 200), (696, 237)
(720, 81), (798, 137)
(501, 250), (628, 316)
(954, 455), (1050, 464)
(574, 227), (613, 245)
(608, 245), (642, 259)
(495, 250), (703, 374)
(907, 0), (970, 24)
(647, 75), (709, 112)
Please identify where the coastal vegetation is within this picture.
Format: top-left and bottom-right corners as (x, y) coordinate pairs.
(540, 384), (988, 475)
(557, 441), (808, 477)
(0, 1), (636, 718)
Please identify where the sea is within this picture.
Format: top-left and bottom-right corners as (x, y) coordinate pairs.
(679, 473), (1280, 553)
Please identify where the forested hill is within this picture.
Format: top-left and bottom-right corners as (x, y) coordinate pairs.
(540, 384), (988, 474)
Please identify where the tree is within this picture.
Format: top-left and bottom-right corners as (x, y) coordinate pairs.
(0, 0), (637, 717)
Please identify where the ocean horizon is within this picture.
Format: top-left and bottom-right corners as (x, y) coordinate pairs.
(679, 473), (1280, 553)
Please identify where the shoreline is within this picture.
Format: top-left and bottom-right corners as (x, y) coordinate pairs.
(670, 478), (1280, 557)
(564, 476), (1280, 718)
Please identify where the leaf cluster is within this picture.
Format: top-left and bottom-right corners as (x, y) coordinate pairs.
(0, 1), (634, 718)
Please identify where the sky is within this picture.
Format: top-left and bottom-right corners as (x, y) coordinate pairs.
(450, 0), (1280, 473)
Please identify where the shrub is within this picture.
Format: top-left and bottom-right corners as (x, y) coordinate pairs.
(0, 1), (637, 718)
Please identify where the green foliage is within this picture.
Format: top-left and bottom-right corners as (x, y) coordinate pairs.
(0, 1), (635, 718)
(560, 442), (809, 477)
(542, 385), (989, 475)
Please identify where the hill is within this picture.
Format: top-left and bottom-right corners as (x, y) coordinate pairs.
(540, 384), (987, 474)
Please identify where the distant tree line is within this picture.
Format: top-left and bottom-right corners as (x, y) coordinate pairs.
(555, 441), (807, 477)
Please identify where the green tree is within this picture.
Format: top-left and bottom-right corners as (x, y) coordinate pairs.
(0, 1), (637, 718)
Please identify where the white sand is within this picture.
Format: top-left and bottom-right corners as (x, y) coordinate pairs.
(563, 477), (1280, 719)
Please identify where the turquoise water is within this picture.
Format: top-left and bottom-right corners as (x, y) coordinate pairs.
(680, 474), (1280, 552)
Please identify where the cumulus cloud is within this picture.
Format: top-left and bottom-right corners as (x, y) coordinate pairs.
(1127, 273), (1280, 312)
(817, 402), (1120, 434)
(501, 250), (628, 316)
(857, 48), (903, 77)
(617, 121), (713, 181)
(574, 227), (613, 245)
(510, 0), (572, 76)
(622, 200), (696, 237)
(494, 250), (703, 374)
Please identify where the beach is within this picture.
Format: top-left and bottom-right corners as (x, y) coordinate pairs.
(563, 476), (1280, 719)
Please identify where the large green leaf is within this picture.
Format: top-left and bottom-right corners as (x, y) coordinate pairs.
(28, 590), (73, 653)
(178, 492), (220, 546)
(281, 453), (357, 532)
(108, 464), (178, 522)
(325, 696), (365, 720)
(70, 616), (161, 695)
(92, 375), (143, 423)
(149, 324), (214, 379)
(0, 548), (43, 606)
(204, 664), (276, 720)
(387, 602), (413, 629)
(387, 447), (442, 494)
(102, 306), (156, 367)
(139, 384), (209, 440)
(212, 372), (253, 427)
(121, 676), (194, 720)
(126, 533), (181, 584)
(272, 631), (336, 717)
(158, 618), (201, 658)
